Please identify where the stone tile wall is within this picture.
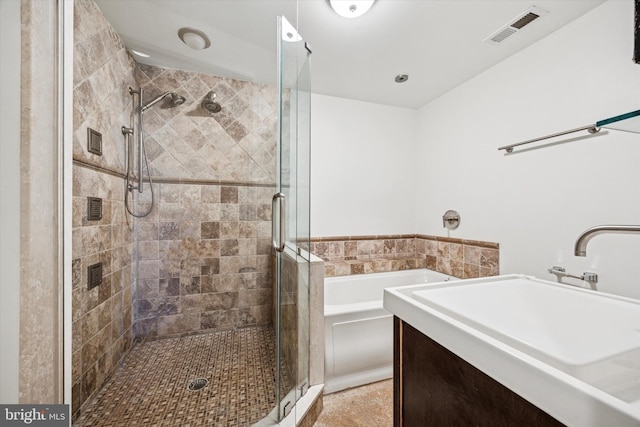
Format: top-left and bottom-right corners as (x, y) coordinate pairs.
(20, 0), (61, 404)
(73, 1), (136, 170)
(279, 252), (300, 399)
(71, 168), (134, 418)
(311, 234), (499, 279)
(71, 0), (136, 419)
(133, 182), (274, 338)
(135, 64), (277, 183)
(278, 250), (313, 401)
(131, 63), (278, 338)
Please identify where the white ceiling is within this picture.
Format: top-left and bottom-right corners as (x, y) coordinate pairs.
(94, 0), (605, 109)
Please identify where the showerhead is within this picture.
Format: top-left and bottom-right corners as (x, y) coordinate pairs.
(141, 92), (186, 113)
(169, 93), (186, 107)
(202, 91), (222, 114)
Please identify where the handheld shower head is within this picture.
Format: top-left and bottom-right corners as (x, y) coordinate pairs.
(141, 92), (186, 113)
(202, 91), (222, 114)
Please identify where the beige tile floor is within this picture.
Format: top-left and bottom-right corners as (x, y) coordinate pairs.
(314, 380), (393, 427)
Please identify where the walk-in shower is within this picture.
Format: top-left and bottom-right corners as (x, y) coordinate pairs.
(121, 87), (186, 217)
(73, 1), (312, 425)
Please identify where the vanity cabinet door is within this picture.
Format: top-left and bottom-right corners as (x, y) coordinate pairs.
(393, 317), (564, 427)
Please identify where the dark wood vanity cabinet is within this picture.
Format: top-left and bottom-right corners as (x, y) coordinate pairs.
(393, 317), (564, 427)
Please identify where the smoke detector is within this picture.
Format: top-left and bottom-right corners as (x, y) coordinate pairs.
(484, 5), (549, 44)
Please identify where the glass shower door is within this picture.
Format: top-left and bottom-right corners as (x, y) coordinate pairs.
(274, 15), (311, 422)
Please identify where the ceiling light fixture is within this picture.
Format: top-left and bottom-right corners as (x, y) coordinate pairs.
(395, 74), (409, 83)
(329, 0), (375, 19)
(178, 27), (211, 50)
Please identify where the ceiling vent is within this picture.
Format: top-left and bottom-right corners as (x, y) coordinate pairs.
(484, 6), (549, 44)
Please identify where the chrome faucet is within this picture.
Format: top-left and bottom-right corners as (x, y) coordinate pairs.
(574, 225), (640, 256)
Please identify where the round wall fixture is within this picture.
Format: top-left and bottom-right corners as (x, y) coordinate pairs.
(178, 27), (211, 50)
(442, 210), (461, 230)
(395, 74), (409, 83)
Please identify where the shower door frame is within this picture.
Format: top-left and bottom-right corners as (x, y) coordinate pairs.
(62, 0), (75, 408)
(273, 15), (312, 423)
(62, 0), (75, 406)
(25, 0), (74, 406)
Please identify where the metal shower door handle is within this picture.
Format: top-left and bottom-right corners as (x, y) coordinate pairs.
(272, 193), (285, 252)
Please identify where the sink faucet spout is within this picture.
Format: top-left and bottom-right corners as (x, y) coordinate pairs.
(574, 225), (640, 256)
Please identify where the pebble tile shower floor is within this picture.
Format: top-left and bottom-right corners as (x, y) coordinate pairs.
(75, 326), (279, 426)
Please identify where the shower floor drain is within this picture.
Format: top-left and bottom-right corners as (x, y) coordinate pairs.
(188, 378), (208, 391)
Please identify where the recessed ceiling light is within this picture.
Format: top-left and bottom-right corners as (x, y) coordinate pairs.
(130, 49), (151, 58)
(328, 0), (375, 19)
(395, 74), (409, 83)
(178, 27), (211, 50)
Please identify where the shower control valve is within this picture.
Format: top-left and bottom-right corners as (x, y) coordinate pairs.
(442, 210), (461, 230)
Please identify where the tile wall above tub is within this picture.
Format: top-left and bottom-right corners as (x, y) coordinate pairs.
(311, 234), (499, 279)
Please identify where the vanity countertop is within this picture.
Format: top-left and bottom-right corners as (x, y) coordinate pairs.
(383, 274), (640, 426)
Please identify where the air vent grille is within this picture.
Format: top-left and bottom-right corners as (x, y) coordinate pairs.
(484, 6), (549, 44)
(491, 28), (517, 44)
(87, 263), (103, 290)
(87, 197), (103, 221)
(511, 12), (540, 29)
(87, 128), (103, 156)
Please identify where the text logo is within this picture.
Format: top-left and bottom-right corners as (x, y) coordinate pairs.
(1, 405), (69, 426)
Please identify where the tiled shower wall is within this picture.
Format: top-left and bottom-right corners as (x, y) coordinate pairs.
(311, 234), (499, 278)
(279, 252), (311, 399)
(71, 0), (136, 418)
(133, 182), (275, 337)
(132, 64), (278, 338)
(134, 64), (277, 183)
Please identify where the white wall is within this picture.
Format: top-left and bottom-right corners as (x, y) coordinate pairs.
(311, 93), (418, 237)
(414, 0), (640, 298)
(0, 0), (22, 403)
(310, 1), (640, 299)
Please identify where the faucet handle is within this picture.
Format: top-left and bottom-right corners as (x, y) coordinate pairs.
(548, 266), (565, 274)
(442, 210), (460, 230)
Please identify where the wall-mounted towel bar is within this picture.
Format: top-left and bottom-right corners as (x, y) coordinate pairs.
(498, 109), (640, 154)
(498, 125), (599, 153)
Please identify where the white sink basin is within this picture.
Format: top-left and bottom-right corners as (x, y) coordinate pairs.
(383, 274), (640, 426)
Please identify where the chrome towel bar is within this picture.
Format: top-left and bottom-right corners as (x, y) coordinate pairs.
(498, 124), (600, 153)
(498, 109), (640, 153)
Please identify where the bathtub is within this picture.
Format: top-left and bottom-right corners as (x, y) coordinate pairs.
(324, 268), (456, 394)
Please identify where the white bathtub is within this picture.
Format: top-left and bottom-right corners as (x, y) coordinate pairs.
(324, 268), (456, 394)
